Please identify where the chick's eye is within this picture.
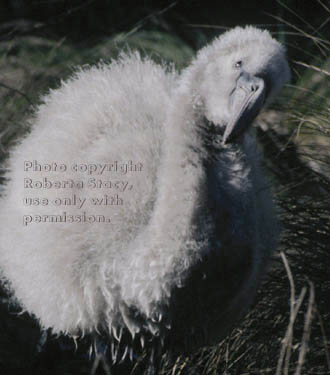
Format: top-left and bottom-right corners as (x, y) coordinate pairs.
(235, 61), (242, 69)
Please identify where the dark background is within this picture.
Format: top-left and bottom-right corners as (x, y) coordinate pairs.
(0, 0), (329, 63)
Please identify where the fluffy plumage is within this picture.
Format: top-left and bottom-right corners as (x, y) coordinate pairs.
(0, 26), (290, 363)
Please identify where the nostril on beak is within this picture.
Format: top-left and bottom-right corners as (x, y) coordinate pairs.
(251, 83), (258, 92)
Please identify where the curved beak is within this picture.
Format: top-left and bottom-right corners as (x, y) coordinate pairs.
(222, 72), (266, 144)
